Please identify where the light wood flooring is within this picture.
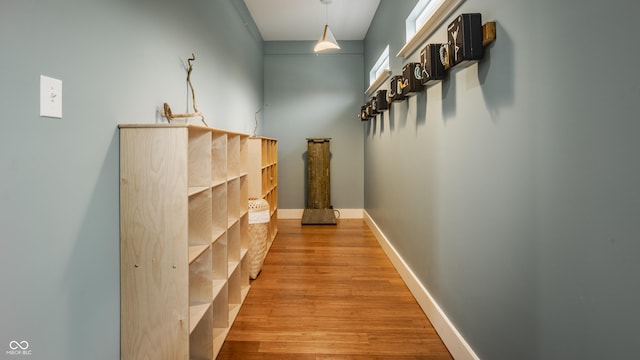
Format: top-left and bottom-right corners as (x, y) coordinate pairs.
(219, 219), (453, 359)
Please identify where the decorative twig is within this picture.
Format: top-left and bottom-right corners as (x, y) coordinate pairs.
(253, 104), (268, 137)
(164, 53), (207, 126)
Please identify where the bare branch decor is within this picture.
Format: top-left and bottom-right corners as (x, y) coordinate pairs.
(164, 53), (207, 126)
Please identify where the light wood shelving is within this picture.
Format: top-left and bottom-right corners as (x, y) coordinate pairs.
(248, 137), (278, 248)
(119, 123), (250, 360)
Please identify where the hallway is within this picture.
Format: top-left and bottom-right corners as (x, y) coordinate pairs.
(219, 219), (452, 359)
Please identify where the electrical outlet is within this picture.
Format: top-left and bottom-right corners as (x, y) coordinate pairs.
(40, 75), (62, 118)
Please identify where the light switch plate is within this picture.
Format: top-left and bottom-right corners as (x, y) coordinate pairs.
(40, 75), (62, 118)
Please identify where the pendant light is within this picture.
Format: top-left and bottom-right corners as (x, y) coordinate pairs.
(314, 0), (340, 52)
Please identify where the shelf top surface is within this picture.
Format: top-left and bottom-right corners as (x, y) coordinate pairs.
(250, 136), (278, 141)
(118, 123), (249, 137)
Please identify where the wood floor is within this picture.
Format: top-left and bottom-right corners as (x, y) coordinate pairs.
(219, 219), (453, 359)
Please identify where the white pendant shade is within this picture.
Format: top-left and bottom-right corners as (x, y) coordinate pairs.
(314, 24), (340, 52)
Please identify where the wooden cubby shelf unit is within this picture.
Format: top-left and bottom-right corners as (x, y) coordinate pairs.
(248, 137), (279, 249)
(119, 123), (250, 360)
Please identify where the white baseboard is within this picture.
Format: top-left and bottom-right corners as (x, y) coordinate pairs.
(278, 208), (364, 220)
(363, 211), (480, 360)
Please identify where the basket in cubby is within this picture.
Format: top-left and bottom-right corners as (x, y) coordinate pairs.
(247, 198), (270, 279)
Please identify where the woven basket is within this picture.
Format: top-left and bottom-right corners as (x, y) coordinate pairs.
(248, 198), (270, 279)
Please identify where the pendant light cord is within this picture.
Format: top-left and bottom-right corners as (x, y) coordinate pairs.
(325, 3), (328, 24)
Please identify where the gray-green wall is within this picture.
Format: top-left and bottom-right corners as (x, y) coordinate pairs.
(263, 42), (364, 210)
(0, 0), (263, 359)
(364, 0), (640, 359)
(3, 0), (639, 358)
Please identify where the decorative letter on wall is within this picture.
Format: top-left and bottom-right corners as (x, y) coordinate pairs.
(421, 43), (447, 84)
(375, 90), (388, 111)
(389, 75), (407, 102)
(402, 62), (425, 94)
(447, 13), (484, 68)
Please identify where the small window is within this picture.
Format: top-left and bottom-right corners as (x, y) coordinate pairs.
(369, 45), (390, 86)
(397, 0), (464, 58)
(406, 0), (445, 42)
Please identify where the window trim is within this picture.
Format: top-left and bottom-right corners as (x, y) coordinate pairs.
(396, 0), (465, 58)
(366, 46), (391, 95)
(365, 69), (391, 95)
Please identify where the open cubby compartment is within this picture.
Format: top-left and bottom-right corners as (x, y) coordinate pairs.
(239, 213), (249, 252)
(189, 304), (213, 360)
(240, 251), (250, 300)
(227, 177), (240, 226)
(271, 163), (278, 191)
(227, 221), (242, 319)
(212, 282), (229, 358)
(264, 165), (273, 193)
(211, 232), (227, 298)
(239, 214), (250, 294)
(261, 139), (268, 166)
(271, 140), (278, 165)
(267, 186), (278, 213)
(264, 188), (272, 211)
(227, 220), (241, 265)
(261, 167), (269, 197)
(211, 130), (227, 186)
(228, 261), (242, 316)
(262, 139), (271, 166)
(211, 183), (227, 240)
(227, 134), (240, 179)
(189, 189), (212, 262)
(239, 174), (248, 216)
(239, 135), (249, 176)
(188, 127), (212, 189)
(229, 263), (244, 323)
(259, 138), (276, 166)
(189, 246), (213, 329)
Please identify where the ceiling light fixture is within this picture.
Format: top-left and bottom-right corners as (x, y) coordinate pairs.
(314, 0), (340, 52)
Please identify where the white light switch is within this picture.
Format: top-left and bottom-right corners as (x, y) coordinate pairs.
(40, 75), (62, 118)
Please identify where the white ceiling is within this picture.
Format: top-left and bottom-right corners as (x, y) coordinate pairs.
(244, 0), (381, 41)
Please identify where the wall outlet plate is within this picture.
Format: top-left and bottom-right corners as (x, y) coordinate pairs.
(40, 75), (62, 118)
